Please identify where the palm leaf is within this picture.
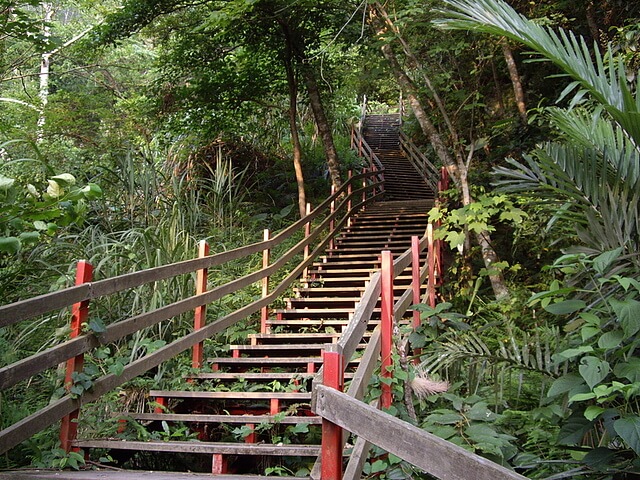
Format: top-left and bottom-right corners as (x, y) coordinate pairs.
(435, 0), (640, 144)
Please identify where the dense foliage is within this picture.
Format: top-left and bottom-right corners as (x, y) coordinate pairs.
(1, 0), (640, 478)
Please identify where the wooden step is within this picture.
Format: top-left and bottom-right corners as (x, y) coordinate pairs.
(119, 412), (322, 424)
(189, 372), (354, 381)
(73, 439), (323, 456)
(149, 390), (312, 401)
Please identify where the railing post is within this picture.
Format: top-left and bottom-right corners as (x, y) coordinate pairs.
(346, 171), (353, 228)
(427, 225), (436, 308)
(436, 167), (450, 286)
(411, 235), (421, 331)
(59, 260), (93, 453)
(380, 250), (394, 409)
(261, 229), (270, 334)
(303, 203), (312, 273)
(191, 240), (210, 369)
(321, 344), (344, 480)
(362, 168), (367, 204)
(329, 187), (336, 251)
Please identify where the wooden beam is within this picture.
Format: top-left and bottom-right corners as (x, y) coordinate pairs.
(314, 386), (528, 480)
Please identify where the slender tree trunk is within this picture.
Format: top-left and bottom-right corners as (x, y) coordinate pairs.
(283, 40), (306, 219)
(303, 67), (342, 190)
(373, 8), (509, 301)
(501, 42), (527, 124)
(38, 2), (54, 142)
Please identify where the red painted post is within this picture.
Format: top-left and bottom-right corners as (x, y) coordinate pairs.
(427, 225), (436, 308)
(380, 250), (394, 410)
(261, 229), (270, 334)
(192, 240), (210, 369)
(321, 345), (344, 480)
(212, 454), (228, 474)
(347, 171), (353, 228)
(411, 236), (421, 330)
(59, 260), (93, 452)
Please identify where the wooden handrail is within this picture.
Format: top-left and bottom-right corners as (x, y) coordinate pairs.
(0, 169), (383, 455)
(399, 130), (439, 191)
(315, 386), (528, 480)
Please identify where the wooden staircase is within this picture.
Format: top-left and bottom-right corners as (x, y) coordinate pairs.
(362, 114), (433, 201)
(70, 115), (436, 477)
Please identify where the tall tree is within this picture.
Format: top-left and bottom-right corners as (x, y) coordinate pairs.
(370, 1), (510, 300)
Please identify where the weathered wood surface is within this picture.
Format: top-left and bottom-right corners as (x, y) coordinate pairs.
(122, 413), (322, 424)
(314, 386), (528, 480)
(149, 390), (312, 400)
(0, 472), (308, 480)
(72, 440), (322, 456)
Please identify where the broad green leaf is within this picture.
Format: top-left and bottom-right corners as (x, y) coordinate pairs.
(584, 405), (606, 421)
(558, 410), (595, 445)
(426, 411), (463, 425)
(583, 447), (616, 471)
(598, 330), (623, 349)
(614, 416), (640, 455)
(556, 345), (593, 360)
(81, 183), (102, 200)
(610, 298), (640, 339)
(614, 358), (640, 383)
(544, 299), (586, 315)
(592, 248), (622, 275)
(467, 401), (497, 421)
(0, 236), (21, 253)
(18, 231), (39, 244)
(370, 460), (387, 473)
(579, 356), (610, 389)
(548, 373), (585, 397)
(569, 392), (596, 402)
(33, 220), (47, 230)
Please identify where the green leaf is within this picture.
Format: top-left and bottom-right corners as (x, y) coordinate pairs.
(610, 298), (640, 339)
(614, 416), (640, 455)
(598, 330), (624, 349)
(584, 405), (606, 421)
(426, 411), (463, 425)
(544, 299), (586, 315)
(592, 248), (623, 275)
(467, 401), (497, 422)
(556, 345), (593, 360)
(614, 358), (640, 383)
(370, 460), (387, 473)
(0, 236), (21, 253)
(569, 392), (596, 402)
(81, 183), (102, 200)
(548, 373), (585, 397)
(88, 318), (106, 334)
(558, 410), (595, 445)
(579, 356), (610, 389)
(583, 447), (616, 471)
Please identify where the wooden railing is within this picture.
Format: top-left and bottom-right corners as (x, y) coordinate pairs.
(350, 124), (385, 174)
(0, 169), (384, 456)
(310, 231), (527, 480)
(399, 130), (439, 192)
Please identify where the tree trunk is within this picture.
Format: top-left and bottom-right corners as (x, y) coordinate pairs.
(37, 2), (54, 142)
(302, 67), (342, 190)
(373, 9), (510, 301)
(501, 42), (527, 124)
(283, 38), (307, 219)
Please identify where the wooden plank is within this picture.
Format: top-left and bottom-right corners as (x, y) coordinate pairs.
(191, 372), (315, 380)
(314, 386), (528, 480)
(149, 390), (312, 400)
(0, 334), (99, 390)
(121, 413), (322, 424)
(0, 471), (308, 480)
(72, 439), (322, 456)
(337, 272), (381, 361)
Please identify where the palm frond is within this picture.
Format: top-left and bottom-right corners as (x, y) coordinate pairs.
(420, 327), (561, 378)
(435, 0), (640, 143)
